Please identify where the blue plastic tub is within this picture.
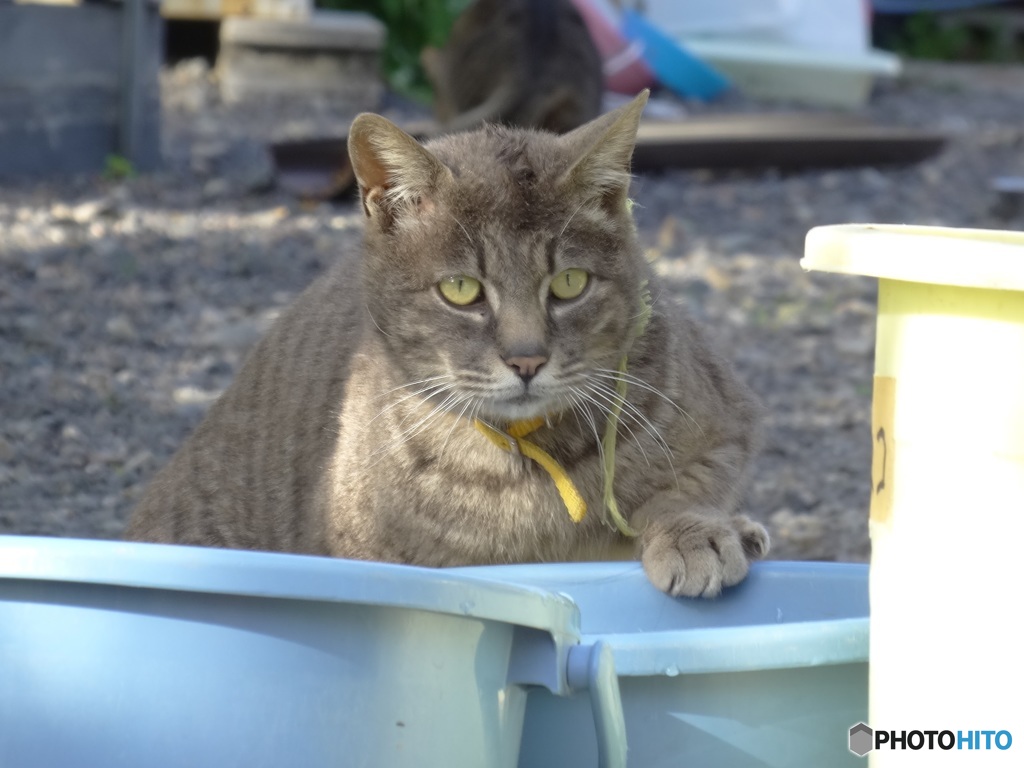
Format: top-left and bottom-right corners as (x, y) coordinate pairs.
(620, 9), (731, 101)
(457, 561), (869, 768)
(0, 537), (617, 768)
(0, 537), (867, 768)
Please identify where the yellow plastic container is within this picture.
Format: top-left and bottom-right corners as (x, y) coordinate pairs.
(802, 224), (1024, 764)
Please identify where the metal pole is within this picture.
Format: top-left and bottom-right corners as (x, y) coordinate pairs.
(118, 0), (145, 164)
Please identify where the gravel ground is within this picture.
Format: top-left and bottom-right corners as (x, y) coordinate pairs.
(3, 61), (1023, 562)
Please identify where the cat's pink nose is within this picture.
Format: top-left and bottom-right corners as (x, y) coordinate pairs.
(505, 354), (547, 382)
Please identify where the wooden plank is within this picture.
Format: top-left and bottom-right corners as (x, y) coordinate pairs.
(630, 115), (946, 171)
(269, 115), (947, 200)
(161, 0), (311, 21)
(161, 0), (246, 21)
(12, 0), (81, 6)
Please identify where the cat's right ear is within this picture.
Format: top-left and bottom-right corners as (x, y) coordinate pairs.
(348, 114), (453, 230)
(556, 89), (648, 215)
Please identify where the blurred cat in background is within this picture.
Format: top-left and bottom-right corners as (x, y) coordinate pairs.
(421, 0), (604, 134)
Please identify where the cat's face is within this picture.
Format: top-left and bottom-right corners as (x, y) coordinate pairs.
(349, 94), (649, 424)
(365, 180), (642, 423)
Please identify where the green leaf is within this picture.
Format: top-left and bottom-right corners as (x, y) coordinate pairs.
(317, 0), (473, 98)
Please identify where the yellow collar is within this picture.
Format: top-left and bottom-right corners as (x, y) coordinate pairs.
(473, 280), (652, 536)
(473, 417), (587, 524)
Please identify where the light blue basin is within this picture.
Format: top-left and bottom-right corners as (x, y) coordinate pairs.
(0, 537), (868, 768)
(0, 537), (591, 768)
(456, 561), (869, 768)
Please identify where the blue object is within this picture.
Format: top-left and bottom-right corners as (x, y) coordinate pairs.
(456, 561), (869, 768)
(0, 537), (868, 768)
(620, 10), (731, 101)
(873, 0), (1008, 12)
(0, 537), (605, 768)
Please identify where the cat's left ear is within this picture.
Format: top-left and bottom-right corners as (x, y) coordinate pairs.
(557, 89), (648, 213)
(348, 114), (453, 229)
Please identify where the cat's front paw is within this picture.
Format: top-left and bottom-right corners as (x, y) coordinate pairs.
(640, 513), (769, 598)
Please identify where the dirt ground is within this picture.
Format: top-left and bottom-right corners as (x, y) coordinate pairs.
(3, 61), (1023, 563)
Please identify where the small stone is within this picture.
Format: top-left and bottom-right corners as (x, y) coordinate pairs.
(61, 424), (85, 442)
(120, 450), (153, 476)
(199, 319), (266, 350)
(105, 314), (138, 341)
(173, 386), (222, 406)
(72, 199), (116, 224)
(203, 178), (231, 199)
(50, 203), (74, 222)
(770, 508), (825, 549)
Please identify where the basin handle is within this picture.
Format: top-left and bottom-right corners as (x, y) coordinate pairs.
(566, 641), (627, 768)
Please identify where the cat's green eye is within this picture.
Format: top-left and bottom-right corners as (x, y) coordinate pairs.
(439, 275), (482, 306)
(550, 268), (589, 300)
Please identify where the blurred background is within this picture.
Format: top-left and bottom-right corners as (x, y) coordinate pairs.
(1, 0), (1023, 562)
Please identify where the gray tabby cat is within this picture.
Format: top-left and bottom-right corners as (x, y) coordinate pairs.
(125, 92), (769, 597)
(421, 0), (603, 134)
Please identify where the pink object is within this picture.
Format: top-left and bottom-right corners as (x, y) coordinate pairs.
(569, 0), (655, 94)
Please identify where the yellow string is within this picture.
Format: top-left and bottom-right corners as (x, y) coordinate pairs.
(599, 279), (653, 538)
(472, 272), (652, 535)
(474, 417), (587, 523)
(599, 355), (639, 538)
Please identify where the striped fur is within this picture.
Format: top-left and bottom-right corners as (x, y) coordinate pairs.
(125, 94), (769, 597)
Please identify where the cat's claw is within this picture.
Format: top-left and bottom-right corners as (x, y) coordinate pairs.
(640, 513), (769, 598)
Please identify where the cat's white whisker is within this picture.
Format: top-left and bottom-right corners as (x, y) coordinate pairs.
(449, 370), (494, 386)
(578, 383), (653, 468)
(438, 396), (477, 459)
(588, 380), (682, 492)
(558, 200), (588, 238)
(591, 368), (705, 437)
(375, 382), (452, 415)
(365, 304), (394, 338)
(567, 387), (605, 467)
(591, 368), (677, 404)
(367, 381), (455, 428)
(585, 378), (667, 449)
(377, 374), (454, 399)
(366, 414), (450, 470)
(446, 211), (475, 247)
(375, 391), (461, 456)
